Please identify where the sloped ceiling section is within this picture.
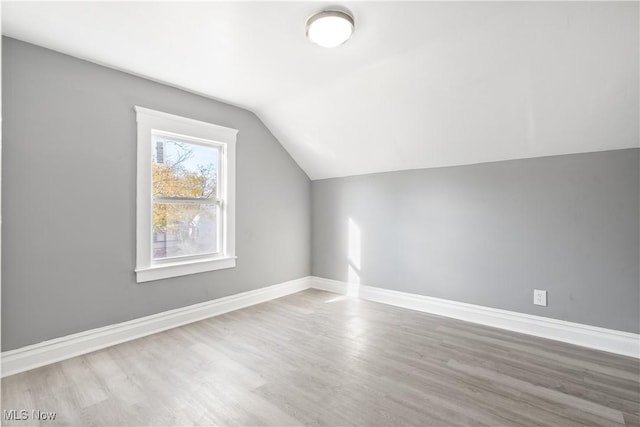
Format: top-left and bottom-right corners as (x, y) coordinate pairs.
(3, 2), (638, 180)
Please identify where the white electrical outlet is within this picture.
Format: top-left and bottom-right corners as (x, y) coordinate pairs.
(534, 289), (547, 306)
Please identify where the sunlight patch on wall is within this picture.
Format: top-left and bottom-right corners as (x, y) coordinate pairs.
(347, 217), (362, 296)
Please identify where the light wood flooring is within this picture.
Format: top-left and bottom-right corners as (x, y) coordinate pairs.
(2, 289), (639, 426)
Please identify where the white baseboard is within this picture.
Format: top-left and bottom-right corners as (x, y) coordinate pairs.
(4, 275), (637, 377)
(311, 276), (639, 358)
(1, 276), (312, 378)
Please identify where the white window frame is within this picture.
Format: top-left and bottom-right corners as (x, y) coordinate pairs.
(134, 106), (237, 283)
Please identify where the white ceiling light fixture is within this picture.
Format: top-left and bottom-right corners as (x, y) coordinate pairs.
(306, 9), (355, 48)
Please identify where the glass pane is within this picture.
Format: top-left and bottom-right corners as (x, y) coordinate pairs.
(153, 203), (219, 260)
(152, 135), (219, 200)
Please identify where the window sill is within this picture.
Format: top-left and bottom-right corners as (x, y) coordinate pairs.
(135, 256), (237, 283)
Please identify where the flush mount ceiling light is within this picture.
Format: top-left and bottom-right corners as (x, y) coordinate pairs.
(306, 10), (355, 48)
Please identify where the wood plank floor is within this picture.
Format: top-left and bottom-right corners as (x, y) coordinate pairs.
(2, 289), (639, 426)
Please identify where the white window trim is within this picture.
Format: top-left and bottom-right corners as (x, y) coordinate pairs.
(134, 106), (238, 283)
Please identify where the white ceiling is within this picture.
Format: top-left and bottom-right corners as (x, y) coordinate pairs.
(3, 1), (638, 180)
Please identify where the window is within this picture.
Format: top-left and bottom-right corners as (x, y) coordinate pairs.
(135, 107), (237, 282)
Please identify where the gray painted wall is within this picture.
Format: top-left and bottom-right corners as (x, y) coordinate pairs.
(312, 149), (640, 333)
(2, 38), (311, 351)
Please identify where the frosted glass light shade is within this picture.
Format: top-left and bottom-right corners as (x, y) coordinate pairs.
(306, 10), (354, 48)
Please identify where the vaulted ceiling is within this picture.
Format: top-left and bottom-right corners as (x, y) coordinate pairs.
(3, 2), (638, 179)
